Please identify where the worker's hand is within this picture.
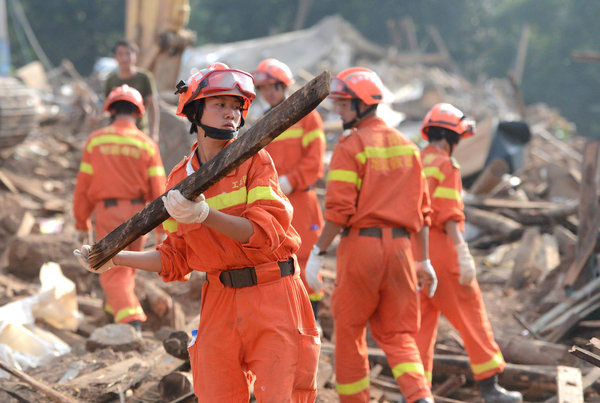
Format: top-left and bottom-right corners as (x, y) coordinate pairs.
(162, 189), (210, 224)
(305, 245), (324, 291)
(73, 245), (114, 274)
(415, 259), (437, 298)
(456, 242), (476, 285)
(278, 175), (293, 195)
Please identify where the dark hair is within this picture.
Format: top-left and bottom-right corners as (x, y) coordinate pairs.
(108, 100), (139, 116)
(426, 126), (460, 145)
(113, 39), (139, 55)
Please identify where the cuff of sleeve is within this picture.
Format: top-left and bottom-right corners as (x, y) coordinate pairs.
(75, 220), (91, 231)
(324, 210), (349, 227)
(156, 245), (191, 282)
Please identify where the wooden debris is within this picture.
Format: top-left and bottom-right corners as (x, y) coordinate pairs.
(158, 371), (193, 400)
(464, 206), (523, 239)
(88, 71), (331, 269)
(163, 331), (190, 361)
(569, 346), (600, 368)
(0, 359), (79, 403)
(508, 227), (542, 289)
(432, 374), (466, 396)
(556, 366), (583, 403)
(498, 333), (575, 366)
(469, 158), (509, 196)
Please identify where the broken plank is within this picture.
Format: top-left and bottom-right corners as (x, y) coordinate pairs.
(569, 346), (600, 368)
(0, 359), (79, 403)
(557, 366), (583, 403)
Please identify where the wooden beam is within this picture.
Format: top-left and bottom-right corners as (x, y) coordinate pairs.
(569, 346), (600, 368)
(0, 359), (79, 403)
(556, 366), (583, 403)
(88, 72), (331, 268)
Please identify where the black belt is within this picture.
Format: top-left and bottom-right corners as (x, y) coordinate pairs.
(104, 198), (145, 208)
(340, 227), (409, 239)
(219, 258), (295, 288)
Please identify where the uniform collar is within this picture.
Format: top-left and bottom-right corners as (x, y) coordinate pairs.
(424, 143), (450, 157)
(355, 116), (384, 130)
(185, 139), (237, 177)
(111, 119), (138, 130)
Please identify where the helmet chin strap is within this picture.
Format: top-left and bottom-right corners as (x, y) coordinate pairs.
(343, 99), (377, 130)
(190, 116), (245, 140)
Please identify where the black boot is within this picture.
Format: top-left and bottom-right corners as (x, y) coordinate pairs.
(479, 374), (522, 403)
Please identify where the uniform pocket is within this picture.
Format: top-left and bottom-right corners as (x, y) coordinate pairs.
(293, 328), (321, 391)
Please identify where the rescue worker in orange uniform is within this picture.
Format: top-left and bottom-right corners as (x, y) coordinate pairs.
(254, 58), (326, 314)
(305, 67), (437, 403)
(73, 85), (166, 331)
(415, 103), (522, 403)
(74, 63), (319, 402)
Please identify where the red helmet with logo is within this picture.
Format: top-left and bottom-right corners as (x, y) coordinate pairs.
(104, 84), (145, 117)
(421, 103), (475, 140)
(253, 58), (295, 87)
(175, 62), (256, 118)
(329, 67), (384, 105)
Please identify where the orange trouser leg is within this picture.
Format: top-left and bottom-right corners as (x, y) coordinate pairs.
(289, 189), (324, 301)
(332, 230), (431, 403)
(95, 201), (147, 324)
(418, 229), (505, 381)
(189, 266), (319, 402)
(414, 294), (439, 386)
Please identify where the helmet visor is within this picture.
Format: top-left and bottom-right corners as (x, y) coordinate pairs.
(200, 69), (256, 100)
(329, 77), (355, 99)
(253, 70), (278, 85)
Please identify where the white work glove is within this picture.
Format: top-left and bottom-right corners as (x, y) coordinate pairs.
(162, 189), (210, 224)
(73, 245), (114, 274)
(278, 175), (293, 195)
(305, 245), (324, 291)
(415, 259), (438, 298)
(456, 242), (476, 285)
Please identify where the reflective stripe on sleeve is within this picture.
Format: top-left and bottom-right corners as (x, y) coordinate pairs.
(162, 218), (178, 233)
(302, 129), (325, 147)
(423, 166), (445, 182)
(271, 128), (304, 143)
(148, 166), (165, 177)
(206, 187), (247, 210)
(79, 162), (94, 174)
(432, 186), (461, 201)
(326, 169), (362, 190)
(247, 185), (285, 204)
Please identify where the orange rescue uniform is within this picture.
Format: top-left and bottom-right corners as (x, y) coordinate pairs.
(73, 120), (166, 323)
(415, 144), (505, 383)
(325, 116), (432, 402)
(157, 141), (319, 402)
(265, 109), (325, 301)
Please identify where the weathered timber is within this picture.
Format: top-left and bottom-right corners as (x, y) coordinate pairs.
(469, 158), (509, 196)
(0, 359), (79, 403)
(544, 298), (600, 342)
(557, 366), (584, 403)
(497, 333), (576, 366)
(464, 207), (523, 239)
(432, 374), (466, 397)
(159, 371), (193, 400)
(508, 227), (542, 290)
(88, 71), (330, 269)
(569, 346), (600, 368)
(563, 140), (600, 288)
(532, 276), (600, 333)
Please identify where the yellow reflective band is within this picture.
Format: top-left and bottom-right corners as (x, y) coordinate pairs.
(114, 305), (145, 323)
(104, 304), (114, 314)
(336, 375), (370, 395)
(87, 135), (156, 156)
(272, 128), (304, 143)
(471, 352), (504, 375)
(247, 185), (284, 204)
(355, 145), (416, 164)
(309, 291), (324, 301)
(148, 166), (165, 177)
(425, 371), (432, 383)
(163, 218), (178, 233)
(432, 186), (461, 201)
(206, 187), (247, 210)
(302, 129), (325, 147)
(79, 162), (93, 174)
(327, 169), (361, 190)
(392, 362), (425, 379)
(424, 166), (445, 182)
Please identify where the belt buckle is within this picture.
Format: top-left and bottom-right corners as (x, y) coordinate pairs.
(221, 267), (258, 288)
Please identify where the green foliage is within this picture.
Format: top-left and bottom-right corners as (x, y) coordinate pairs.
(7, 0), (600, 136)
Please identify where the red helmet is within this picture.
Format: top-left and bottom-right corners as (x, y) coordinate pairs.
(104, 84), (145, 117)
(175, 62), (256, 118)
(253, 58), (295, 87)
(421, 103), (475, 140)
(329, 67), (384, 105)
